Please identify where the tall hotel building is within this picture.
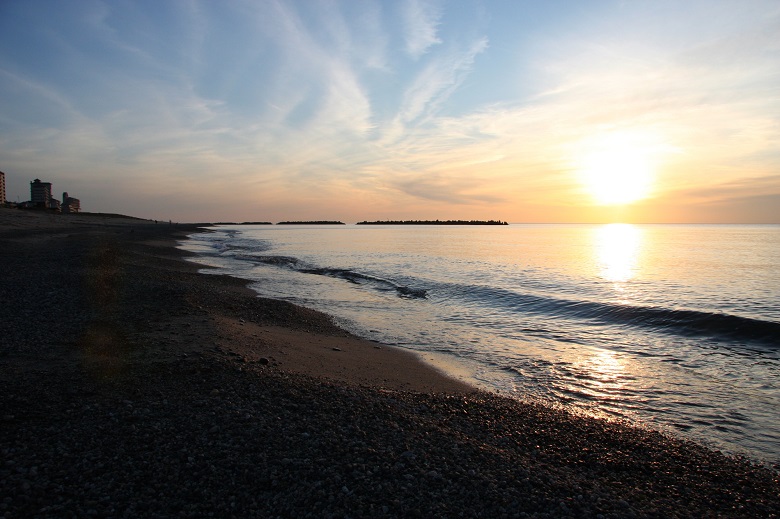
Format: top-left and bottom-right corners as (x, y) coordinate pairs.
(30, 178), (52, 207)
(0, 171), (5, 205)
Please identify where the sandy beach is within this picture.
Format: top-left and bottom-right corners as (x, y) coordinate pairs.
(1, 208), (778, 518)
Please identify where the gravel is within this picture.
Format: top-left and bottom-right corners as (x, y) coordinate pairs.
(1, 212), (778, 518)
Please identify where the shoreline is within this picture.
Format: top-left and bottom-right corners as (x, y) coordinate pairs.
(2, 208), (778, 517)
(176, 224), (478, 395)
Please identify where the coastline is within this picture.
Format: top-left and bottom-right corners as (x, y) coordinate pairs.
(1, 208), (778, 517)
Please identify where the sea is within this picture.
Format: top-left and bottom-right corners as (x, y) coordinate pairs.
(180, 223), (780, 466)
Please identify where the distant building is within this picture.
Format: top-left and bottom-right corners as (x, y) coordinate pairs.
(62, 192), (81, 213)
(30, 179), (52, 208)
(0, 171), (5, 205)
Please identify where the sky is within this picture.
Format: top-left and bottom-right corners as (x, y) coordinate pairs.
(1, 0), (779, 223)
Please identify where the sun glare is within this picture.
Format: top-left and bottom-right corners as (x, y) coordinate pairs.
(577, 132), (657, 206)
(594, 223), (642, 283)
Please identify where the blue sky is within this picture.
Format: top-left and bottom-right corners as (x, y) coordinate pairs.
(1, 0), (778, 222)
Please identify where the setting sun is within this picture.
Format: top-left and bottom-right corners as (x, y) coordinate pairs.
(577, 133), (657, 206)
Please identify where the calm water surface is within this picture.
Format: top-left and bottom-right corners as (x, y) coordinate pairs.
(182, 224), (780, 465)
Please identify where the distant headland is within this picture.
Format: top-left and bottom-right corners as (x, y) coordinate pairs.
(208, 220), (508, 226)
(356, 219), (509, 226)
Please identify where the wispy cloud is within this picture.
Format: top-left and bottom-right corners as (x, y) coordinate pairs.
(392, 173), (506, 205)
(396, 37), (488, 125)
(402, 0), (443, 59)
(630, 174), (780, 223)
(681, 174), (780, 203)
(0, 68), (81, 124)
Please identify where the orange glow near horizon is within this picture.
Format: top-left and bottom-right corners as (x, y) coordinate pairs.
(2, 3), (779, 224)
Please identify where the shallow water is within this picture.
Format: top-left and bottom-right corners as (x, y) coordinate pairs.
(181, 223), (780, 465)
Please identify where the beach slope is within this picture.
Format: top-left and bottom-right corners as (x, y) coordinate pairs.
(1, 209), (778, 518)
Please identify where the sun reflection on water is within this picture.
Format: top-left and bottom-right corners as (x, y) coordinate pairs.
(594, 223), (642, 284)
(582, 348), (625, 391)
(562, 347), (633, 420)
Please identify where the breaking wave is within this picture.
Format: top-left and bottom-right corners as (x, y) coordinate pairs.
(236, 254), (428, 299)
(443, 283), (780, 347)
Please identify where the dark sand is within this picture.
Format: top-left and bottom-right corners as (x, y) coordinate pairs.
(1, 208), (778, 518)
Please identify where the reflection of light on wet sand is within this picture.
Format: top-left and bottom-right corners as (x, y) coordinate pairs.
(420, 349), (494, 392)
(595, 223), (642, 283)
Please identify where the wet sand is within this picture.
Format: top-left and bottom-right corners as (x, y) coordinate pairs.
(1, 208), (778, 518)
